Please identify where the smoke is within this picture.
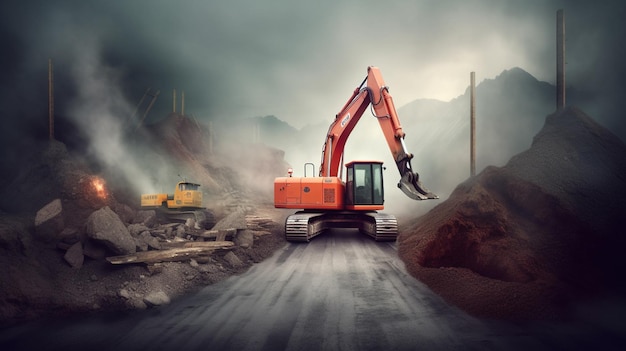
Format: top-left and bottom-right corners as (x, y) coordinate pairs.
(66, 38), (162, 195)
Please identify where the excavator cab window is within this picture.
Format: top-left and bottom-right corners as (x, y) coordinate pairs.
(346, 162), (384, 206)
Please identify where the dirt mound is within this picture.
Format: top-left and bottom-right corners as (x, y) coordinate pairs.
(398, 106), (626, 321)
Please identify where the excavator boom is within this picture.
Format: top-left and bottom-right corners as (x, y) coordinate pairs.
(319, 66), (437, 200)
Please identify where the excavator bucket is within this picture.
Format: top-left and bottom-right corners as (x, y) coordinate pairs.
(398, 171), (438, 200)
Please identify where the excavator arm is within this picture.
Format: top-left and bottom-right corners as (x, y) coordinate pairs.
(319, 66), (437, 200)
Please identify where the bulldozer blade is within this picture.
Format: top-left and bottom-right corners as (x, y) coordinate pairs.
(398, 172), (438, 200)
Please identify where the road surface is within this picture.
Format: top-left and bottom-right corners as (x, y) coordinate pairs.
(1, 229), (622, 350)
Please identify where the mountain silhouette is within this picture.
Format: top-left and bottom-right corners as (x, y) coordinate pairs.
(397, 67), (556, 199)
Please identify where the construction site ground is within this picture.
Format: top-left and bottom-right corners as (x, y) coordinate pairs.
(2, 226), (624, 351)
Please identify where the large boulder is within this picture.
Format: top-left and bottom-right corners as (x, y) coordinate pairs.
(34, 199), (64, 242)
(212, 210), (248, 231)
(85, 206), (136, 255)
(64, 242), (84, 269)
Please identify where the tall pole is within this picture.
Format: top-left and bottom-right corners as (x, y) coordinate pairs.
(172, 88), (177, 113)
(208, 120), (214, 155)
(556, 9), (565, 110)
(470, 71), (476, 177)
(181, 91), (185, 116)
(48, 59), (55, 140)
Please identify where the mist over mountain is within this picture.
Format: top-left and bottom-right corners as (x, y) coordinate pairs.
(216, 115), (328, 177)
(398, 67), (556, 202)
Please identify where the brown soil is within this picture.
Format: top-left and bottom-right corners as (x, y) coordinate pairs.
(398, 106), (626, 321)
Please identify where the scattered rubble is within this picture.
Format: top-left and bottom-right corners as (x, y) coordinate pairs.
(0, 200), (285, 327)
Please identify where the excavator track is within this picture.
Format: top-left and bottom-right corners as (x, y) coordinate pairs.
(284, 211), (398, 242)
(362, 212), (398, 241)
(285, 212), (324, 242)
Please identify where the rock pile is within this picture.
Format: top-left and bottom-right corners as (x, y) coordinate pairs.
(34, 200), (257, 269)
(0, 113), (290, 327)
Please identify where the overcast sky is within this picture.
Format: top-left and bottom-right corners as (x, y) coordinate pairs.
(1, 0), (624, 132)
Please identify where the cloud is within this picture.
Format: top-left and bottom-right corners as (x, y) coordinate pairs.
(1, 0), (624, 147)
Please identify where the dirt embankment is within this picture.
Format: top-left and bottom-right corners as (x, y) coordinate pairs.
(398, 106), (626, 321)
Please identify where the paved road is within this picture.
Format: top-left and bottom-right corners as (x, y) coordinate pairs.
(1, 229), (622, 350)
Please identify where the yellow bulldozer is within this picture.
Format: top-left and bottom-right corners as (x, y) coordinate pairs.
(141, 181), (214, 229)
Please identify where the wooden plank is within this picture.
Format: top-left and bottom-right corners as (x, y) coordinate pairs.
(193, 228), (237, 239)
(106, 242), (234, 265)
(160, 241), (235, 249)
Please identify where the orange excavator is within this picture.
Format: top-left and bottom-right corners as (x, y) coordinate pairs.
(274, 66), (438, 242)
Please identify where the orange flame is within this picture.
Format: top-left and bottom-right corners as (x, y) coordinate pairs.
(91, 177), (107, 199)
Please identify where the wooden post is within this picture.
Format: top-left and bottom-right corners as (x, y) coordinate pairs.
(470, 71), (476, 177)
(48, 59), (55, 140)
(556, 9), (565, 110)
(181, 90), (185, 116)
(208, 120), (214, 154)
(172, 88), (177, 113)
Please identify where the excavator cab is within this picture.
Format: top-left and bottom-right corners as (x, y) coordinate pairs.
(345, 161), (384, 209)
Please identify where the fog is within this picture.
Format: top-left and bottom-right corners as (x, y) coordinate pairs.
(0, 0), (624, 208)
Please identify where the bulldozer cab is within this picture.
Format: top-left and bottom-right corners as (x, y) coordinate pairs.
(345, 161), (384, 206)
(178, 182), (199, 191)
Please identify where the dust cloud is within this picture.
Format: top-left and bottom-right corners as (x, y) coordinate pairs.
(65, 41), (167, 196)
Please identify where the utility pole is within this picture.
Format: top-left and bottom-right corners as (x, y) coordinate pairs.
(48, 59), (55, 140)
(556, 9), (565, 110)
(172, 88), (177, 113)
(208, 120), (214, 155)
(181, 91), (185, 116)
(470, 71), (476, 177)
